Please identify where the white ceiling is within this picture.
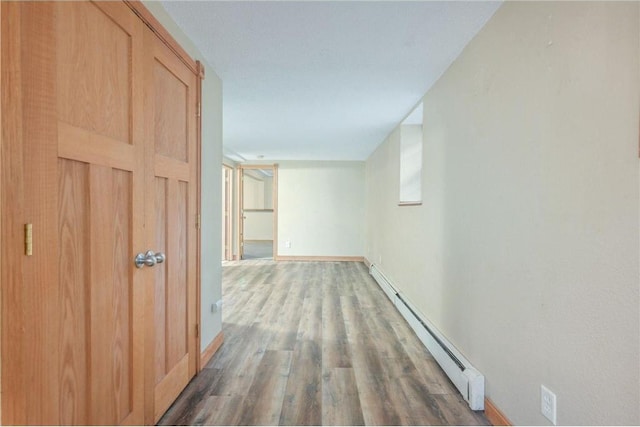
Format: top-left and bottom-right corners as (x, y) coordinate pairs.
(160, 1), (501, 161)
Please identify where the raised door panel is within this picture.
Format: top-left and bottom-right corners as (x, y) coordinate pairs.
(154, 177), (169, 386)
(58, 159), (90, 424)
(58, 160), (137, 425)
(154, 62), (188, 162)
(57, 1), (133, 144)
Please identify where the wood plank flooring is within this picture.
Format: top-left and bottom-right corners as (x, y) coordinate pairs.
(159, 261), (489, 426)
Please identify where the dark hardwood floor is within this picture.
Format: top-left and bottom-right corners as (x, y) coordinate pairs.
(159, 261), (489, 426)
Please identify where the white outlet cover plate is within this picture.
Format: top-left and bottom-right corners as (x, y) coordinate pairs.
(541, 385), (557, 425)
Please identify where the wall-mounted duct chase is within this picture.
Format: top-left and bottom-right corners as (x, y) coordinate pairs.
(369, 264), (485, 411)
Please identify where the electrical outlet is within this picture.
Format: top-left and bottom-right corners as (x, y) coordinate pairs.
(285, 240), (291, 248)
(211, 299), (223, 313)
(541, 385), (557, 425)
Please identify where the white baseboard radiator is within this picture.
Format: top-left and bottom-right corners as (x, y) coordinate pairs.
(369, 264), (485, 411)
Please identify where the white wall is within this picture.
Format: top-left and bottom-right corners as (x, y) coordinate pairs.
(244, 211), (273, 241)
(366, 2), (639, 425)
(399, 124), (423, 203)
(278, 161), (365, 257)
(143, 2), (223, 351)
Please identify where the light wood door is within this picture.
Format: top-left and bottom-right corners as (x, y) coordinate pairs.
(1, 2), (145, 424)
(144, 27), (199, 424)
(1, 2), (200, 425)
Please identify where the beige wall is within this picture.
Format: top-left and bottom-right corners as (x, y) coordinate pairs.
(278, 161), (365, 257)
(365, 2), (639, 425)
(143, 1), (223, 350)
(399, 124), (423, 203)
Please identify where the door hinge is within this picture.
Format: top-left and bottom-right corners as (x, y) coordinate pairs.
(196, 214), (201, 230)
(24, 223), (33, 256)
(196, 102), (201, 118)
(195, 323), (199, 338)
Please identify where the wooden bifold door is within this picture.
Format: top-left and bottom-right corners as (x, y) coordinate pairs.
(0, 2), (200, 425)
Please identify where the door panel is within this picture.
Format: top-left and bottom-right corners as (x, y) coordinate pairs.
(154, 177), (169, 386)
(2, 2), (145, 424)
(166, 179), (188, 369)
(58, 159), (90, 425)
(55, 2), (145, 424)
(154, 62), (189, 161)
(58, 161), (136, 425)
(145, 27), (198, 424)
(57, 1), (133, 144)
(87, 165), (134, 425)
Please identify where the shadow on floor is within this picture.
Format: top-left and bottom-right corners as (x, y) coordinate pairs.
(242, 240), (273, 260)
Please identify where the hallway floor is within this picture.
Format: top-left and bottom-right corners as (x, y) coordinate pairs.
(159, 261), (488, 426)
(242, 240), (274, 260)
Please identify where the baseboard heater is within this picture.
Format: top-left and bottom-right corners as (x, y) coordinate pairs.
(369, 264), (485, 411)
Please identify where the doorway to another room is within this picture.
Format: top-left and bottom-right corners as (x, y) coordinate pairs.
(239, 165), (278, 260)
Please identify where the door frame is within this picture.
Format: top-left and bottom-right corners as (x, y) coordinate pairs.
(222, 165), (233, 261)
(194, 61), (204, 371)
(237, 164), (279, 260)
(0, 3), (4, 419)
